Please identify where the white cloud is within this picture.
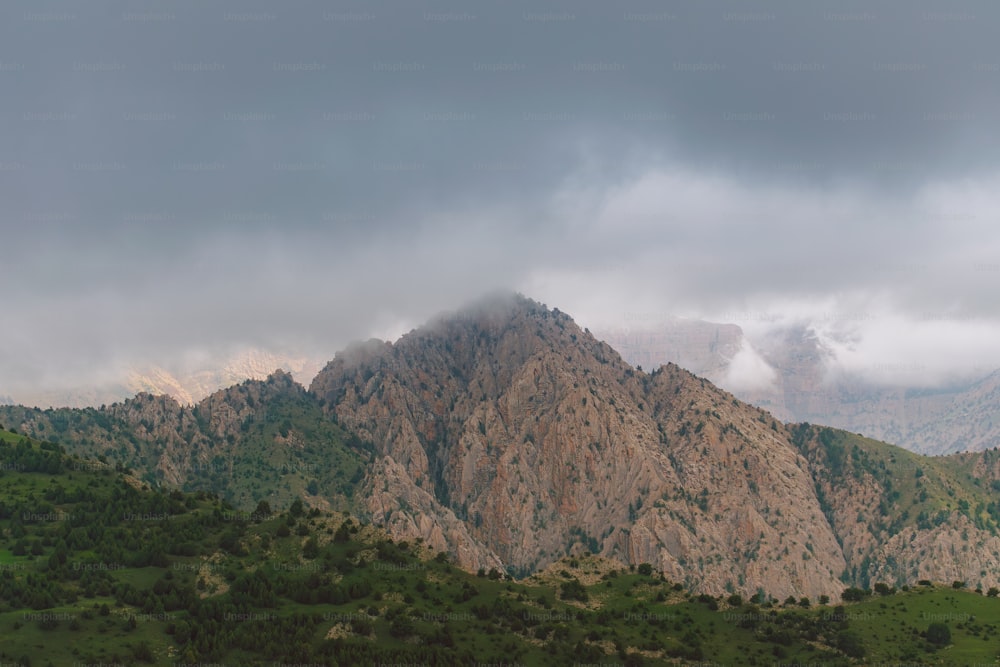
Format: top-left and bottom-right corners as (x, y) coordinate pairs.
(721, 341), (777, 393)
(813, 312), (1000, 387)
(521, 163), (1000, 389)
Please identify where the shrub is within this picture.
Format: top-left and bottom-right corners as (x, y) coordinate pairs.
(873, 582), (893, 596)
(696, 594), (719, 611)
(303, 537), (319, 559)
(926, 622), (951, 646)
(559, 578), (589, 602)
(836, 630), (865, 658)
(840, 586), (871, 602)
(841, 587), (868, 602)
(389, 615), (414, 638)
(350, 617), (373, 635)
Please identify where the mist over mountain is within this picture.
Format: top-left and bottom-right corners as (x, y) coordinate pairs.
(1, 348), (325, 410)
(13, 311), (997, 460)
(9, 294), (1000, 601)
(601, 318), (1000, 455)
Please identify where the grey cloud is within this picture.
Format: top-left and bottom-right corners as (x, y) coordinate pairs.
(2, 0), (999, 398)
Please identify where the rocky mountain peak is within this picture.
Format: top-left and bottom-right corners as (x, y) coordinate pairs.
(309, 295), (849, 595)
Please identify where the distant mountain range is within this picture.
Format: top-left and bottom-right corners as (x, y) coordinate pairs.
(5, 294), (1000, 601)
(8, 311), (998, 459)
(599, 322), (1000, 455)
(1, 349), (324, 409)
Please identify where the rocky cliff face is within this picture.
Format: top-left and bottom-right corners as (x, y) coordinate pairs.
(309, 295), (848, 597)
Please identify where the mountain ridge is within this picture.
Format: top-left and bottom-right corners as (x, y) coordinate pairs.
(5, 293), (1000, 600)
(1, 349), (325, 410)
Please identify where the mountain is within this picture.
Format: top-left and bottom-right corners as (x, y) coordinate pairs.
(909, 370), (1000, 453)
(308, 293), (1000, 597)
(124, 349), (326, 406)
(1, 348), (325, 409)
(602, 321), (1000, 455)
(733, 324), (1000, 456)
(310, 295), (845, 596)
(7, 293), (1000, 602)
(0, 371), (372, 514)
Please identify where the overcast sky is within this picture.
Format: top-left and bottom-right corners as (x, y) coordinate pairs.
(2, 0), (999, 398)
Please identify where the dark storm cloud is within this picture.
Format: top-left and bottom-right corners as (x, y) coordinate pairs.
(2, 0), (999, 396)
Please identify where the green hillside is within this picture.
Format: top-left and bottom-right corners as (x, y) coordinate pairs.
(3, 428), (1000, 666)
(176, 386), (373, 512)
(791, 423), (1000, 588)
(0, 377), (373, 515)
(800, 424), (1000, 529)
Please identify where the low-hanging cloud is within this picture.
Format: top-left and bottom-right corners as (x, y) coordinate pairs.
(522, 164), (1000, 387)
(723, 341), (778, 393)
(2, 0), (1000, 401)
